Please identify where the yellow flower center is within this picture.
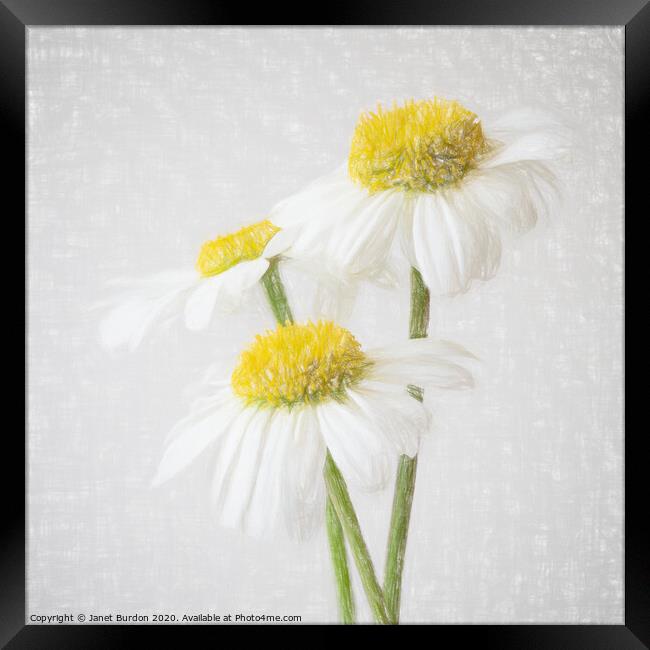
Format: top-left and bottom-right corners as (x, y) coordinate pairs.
(231, 321), (371, 409)
(348, 97), (491, 193)
(196, 220), (280, 278)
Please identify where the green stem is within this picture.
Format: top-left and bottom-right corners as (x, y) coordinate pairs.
(259, 259), (356, 624)
(383, 267), (430, 624)
(324, 453), (389, 624)
(383, 454), (418, 624)
(260, 258), (294, 325)
(326, 496), (356, 624)
(408, 267), (430, 340)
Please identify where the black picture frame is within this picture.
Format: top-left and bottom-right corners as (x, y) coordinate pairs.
(4, 0), (643, 645)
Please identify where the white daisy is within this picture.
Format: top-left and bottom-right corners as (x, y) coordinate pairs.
(153, 320), (475, 539)
(267, 98), (565, 295)
(99, 220), (283, 350)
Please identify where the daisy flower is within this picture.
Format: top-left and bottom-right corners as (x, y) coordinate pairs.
(99, 219), (285, 350)
(152, 319), (475, 539)
(267, 97), (565, 295)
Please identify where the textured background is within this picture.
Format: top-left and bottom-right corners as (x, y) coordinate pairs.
(27, 27), (623, 624)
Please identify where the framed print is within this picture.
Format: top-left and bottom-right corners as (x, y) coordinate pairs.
(3, 0), (645, 645)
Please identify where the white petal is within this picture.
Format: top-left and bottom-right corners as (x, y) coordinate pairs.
(270, 164), (405, 282)
(269, 164), (359, 229)
(213, 407), (274, 530)
(262, 227), (299, 259)
(271, 175), (362, 263)
(210, 407), (259, 506)
(412, 194), (459, 294)
(331, 191), (404, 274)
(152, 392), (241, 486)
(369, 337), (477, 362)
(292, 193), (401, 280)
(317, 400), (392, 491)
(184, 274), (228, 331)
(485, 108), (570, 167)
(184, 258), (269, 329)
(280, 408), (326, 540)
(217, 258), (270, 307)
(484, 132), (567, 168)
(368, 338), (476, 391)
(346, 385), (428, 458)
(412, 192), (501, 296)
(398, 207), (417, 268)
(99, 270), (197, 350)
(460, 161), (558, 235)
(165, 386), (232, 444)
(243, 410), (294, 537)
